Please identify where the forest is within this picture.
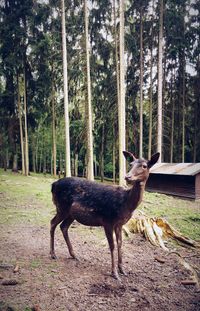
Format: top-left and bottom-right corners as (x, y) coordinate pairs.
(0, 0), (199, 182)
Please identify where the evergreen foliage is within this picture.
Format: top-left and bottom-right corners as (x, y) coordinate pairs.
(0, 0), (199, 179)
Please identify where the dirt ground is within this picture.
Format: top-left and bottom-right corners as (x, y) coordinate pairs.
(0, 201), (200, 311)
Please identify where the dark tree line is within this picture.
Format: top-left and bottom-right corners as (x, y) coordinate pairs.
(0, 0), (199, 181)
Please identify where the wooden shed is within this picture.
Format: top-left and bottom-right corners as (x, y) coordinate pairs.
(146, 163), (200, 200)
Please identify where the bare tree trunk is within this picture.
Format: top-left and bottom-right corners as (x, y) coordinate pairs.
(193, 57), (199, 162)
(181, 12), (186, 163)
(32, 146), (36, 173)
(170, 69), (175, 163)
(61, 0), (71, 177)
(23, 67), (29, 175)
(52, 80), (57, 177)
(84, 0), (94, 181)
(17, 74), (25, 174)
(113, 126), (116, 184)
(75, 153), (78, 177)
(114, 0), (120, 123)
(193, 100), (197, 163)
(118, 0), (126, 186)
(100, 123), (105, 183)
(182, 60), (185, 163)
(157, 0), (164, 162)
(148, 44), (153, 159)
(139, 7), (143, 158)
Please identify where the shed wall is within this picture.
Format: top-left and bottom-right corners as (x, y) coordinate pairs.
(146, 174), (195, 199)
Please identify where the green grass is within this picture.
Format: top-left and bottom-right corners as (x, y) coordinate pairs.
(0, 169), (200, 240)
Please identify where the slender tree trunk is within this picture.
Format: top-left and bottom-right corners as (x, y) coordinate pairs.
(193, 100), (197, 162)
(113, 126), (116, 184)
(157, 0), (164, 162)
(84, 0), (94, 181)
(39, 146), (43, 173)
(114, 0), (120, 122)
(181, 12), (186, 163)
(17, 74), (25, 174)
(23, 67), (29, 175)
(182, 60), (186, 163)
(75, 153), (78, 176)
(113, 0), (120, 184)
(43, 152), (47, 175)
(170, 69), (175, 163)
(61, 0), (71, 177)
(139, 7), (143, 158)
(100, 123), (105, 183)
(118, 0), (126, 186)
(193, 56), (199, 162)
(60, 152), (63, 174)
(32, 146), (36, 173)
(148, 45), (153, 159)
(52, 80), (57, 177)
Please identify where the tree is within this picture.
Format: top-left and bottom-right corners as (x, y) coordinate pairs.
(157, 0), (164, 162)
(84, 0), (94, 181)
(61, 0), (71, 177)
(118, 0), (126, 186)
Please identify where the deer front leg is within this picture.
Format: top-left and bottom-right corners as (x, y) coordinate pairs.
(60, 217), (76, 259)
(115, 225), (127, 275)
(50, 214), (63, 259)
(104, 225), (120, 280)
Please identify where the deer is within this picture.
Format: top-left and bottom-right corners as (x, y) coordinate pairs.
(50, 151), (160, 280)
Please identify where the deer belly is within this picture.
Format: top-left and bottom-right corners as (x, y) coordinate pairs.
(71, 203), (102, 226)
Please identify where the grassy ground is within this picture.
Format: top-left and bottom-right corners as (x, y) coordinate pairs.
(0, 169), (200, 240)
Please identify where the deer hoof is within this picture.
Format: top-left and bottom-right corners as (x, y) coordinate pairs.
(111, 271), (121, 282)
(50, 252), (57, 260)
(118, 266), (127, 276)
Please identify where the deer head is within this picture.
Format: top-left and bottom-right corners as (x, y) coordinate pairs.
(123, 151), (160, 183)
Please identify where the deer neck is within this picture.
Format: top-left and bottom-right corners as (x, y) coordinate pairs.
(127, 181), (146, 212)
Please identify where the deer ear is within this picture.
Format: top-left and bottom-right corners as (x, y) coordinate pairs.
(148, 152), (160, 168)
(123, 151), (136, 162)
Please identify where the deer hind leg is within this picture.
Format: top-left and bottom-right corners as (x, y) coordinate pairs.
(50, 213), (63, 259)
(60, 217), (76, 259)
(115, 225), (126, 275)
(104, 225), (120, 280)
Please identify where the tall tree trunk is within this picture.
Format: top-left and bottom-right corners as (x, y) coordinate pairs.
(17, 74), (25, 174)
(170, 69), (175, 163)
(84, 0), (94, 181)
(193, 56), (199, 162)
(157, 0), (164, 162)
(32, 146), (36, 173)
(182, 59), (186, 163)
(181, 12), (186, 163)
(52, 79), (57, 177)
(61, 0), (71, 177)
(193, 99), (197, 162)
(139, 7), (143, 158)
(60, 152), (63, 174)
(100, 123), (105, 183)
(23, 67), (29, 175)
(75, 153), (78, 177)
(114, 0), (120, 125)
(113, 0), (120, 184)
(148, 44), (153, 159)
(118, 0), (126, 186)
(113, 126), (116, 184)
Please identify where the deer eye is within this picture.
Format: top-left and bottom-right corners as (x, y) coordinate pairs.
(142, 164), (147, 169)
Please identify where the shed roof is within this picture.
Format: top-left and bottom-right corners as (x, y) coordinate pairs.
(150, 163), (200, 176)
